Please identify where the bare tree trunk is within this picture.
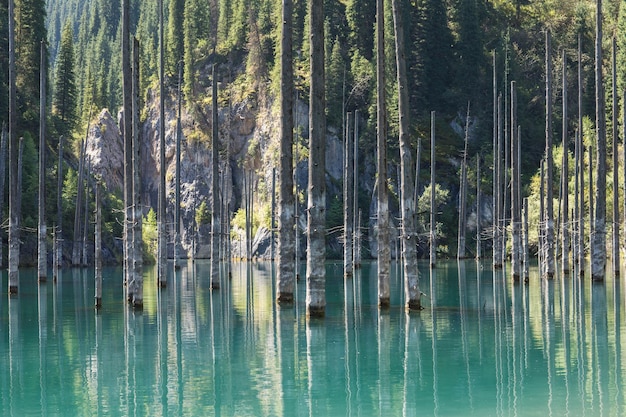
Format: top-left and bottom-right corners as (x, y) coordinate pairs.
(306, 0), (326, 317)
(611, 37), (620, 277)
(123, 0), (134, 292)
(38, 40), (47, 283)
(7, 0), (19, 294)
(540, 158), (545, 277)
(72, 139), (86, 266)
(545, 29), (556, 278)
(0, 125), (7, 269)
(392, 0), (420, 309)
(211, 64), (221, 289)
(376, 0), (390, 308)
(492, 50), (498, 267)
(574, 127), (580, 268)
(131, 37), (143, 307)
(523, 197), (529, 282)
(578, 34), (585, 275)
(55, 135), (63, 281)
(174, 61), (183, 271)
(592, 0), (607, 281)
(353, 110), (360, 269)
(458, 103), (470, 260)
(623, 86), (626, 271)
(343, 112), (353, 278)
(430, 111), (436, 269)
(82, 164), (90, 267)
(476, 157), (481, 260)
(95, 182), (102, 308)
(511, 82), (521, 281)
(561, 49), (570, 275)
(157, 0), (167, 288)
(495, 94), (503, 269)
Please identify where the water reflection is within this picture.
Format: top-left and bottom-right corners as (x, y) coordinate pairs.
(1, 261), (626, 416)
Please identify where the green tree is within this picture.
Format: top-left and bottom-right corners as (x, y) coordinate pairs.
(166, 0), (184, 74)
(53, 21), (78, 137)
(183, 0), (210, 99)
(346, 0), (375, 61)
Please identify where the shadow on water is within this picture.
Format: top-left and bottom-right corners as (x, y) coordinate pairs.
(1, 260), (626, 416)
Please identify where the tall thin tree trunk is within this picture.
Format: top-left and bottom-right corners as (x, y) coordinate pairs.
(95, 182), (102, 308)
(174, 61), (183, 271)
(503, 40), (510, 267)
(611, 37), (620, 277)
(476, 157), (481, 260)
(589, 126), (594, 267)
(276, 9), (298, 296)
(574, 127), (580, 268)
(623, 86), (626, 269)
(592, 0), (607, 281)
(523, 197), (529, 282)
(392, 0), (420, 309)
(578, 34), (585, 275)
(0, 125), (7, 269)
(8, 0), (19, 294)
(211, 64), (221, 289)
(271, 168), (276, 261)
(123, 0), (134, 292)
(353, 110), (360, 269)
(376, 0), (390, 308)
(562, 49), (570, 275)
(458, 103), (470, 260)
(511, 82), (521, 281)
(157, 0), (167, 288)
(38, 40), (47, 283)
(131, 37), (143, 307)
(343, 112), (353, 278)
(538, 155), (546, 277)
(545, 29), (556, 278)
(430, 111), (436, 269)
(495, 94), (503, 269)
(306, 0), (326, 317)
(492, 51), (499, 268)
(72, 139), (86, 266)
(55, 135), (63, 281)
(82, 164), (89, 267)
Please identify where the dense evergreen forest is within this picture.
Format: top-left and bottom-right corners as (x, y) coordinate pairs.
(1, 0), (625, 265)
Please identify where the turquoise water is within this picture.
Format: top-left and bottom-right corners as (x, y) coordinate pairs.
(0, 260), (625, 416)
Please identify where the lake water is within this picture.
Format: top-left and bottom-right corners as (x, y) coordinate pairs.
(0, 259), (625, 416)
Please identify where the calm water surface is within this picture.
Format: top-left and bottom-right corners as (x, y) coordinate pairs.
(1, 260), (625, 416)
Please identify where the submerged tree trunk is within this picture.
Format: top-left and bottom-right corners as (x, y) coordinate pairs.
(131, 37), (143, 308)
(511, 82), (521, 281)
(561, 49), (569, 275)
(492, 51), (498, 268)
(430, 111), (436, 269)
(458, 103), (470, 260)
(540, 158), (546, 277)
(0, 126), (7, 269)
(495, 94), (503, 269)
(55, 135), (63, 281)
(376, 0), (390, 308)
(174, 61), (183, 271)
(38, 41), (47, 283)
(95, 182), (102, 308)
(8, 0), (19, 294)
(123, 0), (134, 292)
(343, 112), (353, 278)
(392, 0), (420, 309)
(578, 34), (585, 275)
(476, 157), (481, 260)
(72, 139), (86, 266)
(211, 64), (221, 290)
(306, 0), (326, 317)
(353, 111), (361, 269)
(523, 197), (529, 282)
(544, 29), (555, 279)
(157, 0), (167, 288)
(611, 37), (620, 277)
(592, 0), (607, 281)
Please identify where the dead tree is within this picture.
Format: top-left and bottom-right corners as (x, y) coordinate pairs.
(306, 0), (327, 317)
(8, 0), (19, 294)
(157, 0), (167, 288)
(458, 103), (470, 260)
(376, 0), (390, 307)
(343, 112), (353, 278)
(211, 64), (221, 290)
(38, 40), (47, 283)
(544, 29), (556, 278)
(511, 82), (521, 281)
(561, 49), (570, 275)
(592, 0), (607, 281)
(611, 37), (620, 277)
(392, 0), (420, 309)
(95, 181), (102, 308)
(131, 37), (143, 307)
(430, 111), (436, 269)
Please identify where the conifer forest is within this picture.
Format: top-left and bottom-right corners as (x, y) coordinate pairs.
(2, 0), (626, 310)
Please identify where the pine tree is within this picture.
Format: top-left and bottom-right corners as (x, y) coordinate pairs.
(166, 0), (184, 73)
(346, 0), (375, 61)
(53, 21), (77, 137)
(183, 0), (210, 99)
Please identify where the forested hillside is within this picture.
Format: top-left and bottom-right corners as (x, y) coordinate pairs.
(0, 0), (625, 262)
